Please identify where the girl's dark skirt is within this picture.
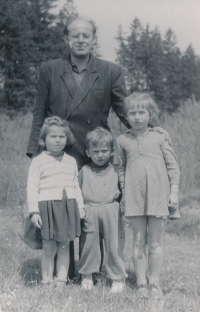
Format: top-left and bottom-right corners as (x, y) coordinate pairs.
(39, 191), (81, 242)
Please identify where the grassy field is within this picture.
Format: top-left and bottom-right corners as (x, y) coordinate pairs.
(0, 206), (199, 312)
(0, 99), (200, 311)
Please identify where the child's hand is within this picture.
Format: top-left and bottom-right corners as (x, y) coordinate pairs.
(31, 214), (42, 228)
(168, 192), (178, 216)
(79, 208), (85, 219)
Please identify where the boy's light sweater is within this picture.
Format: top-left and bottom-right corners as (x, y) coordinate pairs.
(27, 151), (84, 213)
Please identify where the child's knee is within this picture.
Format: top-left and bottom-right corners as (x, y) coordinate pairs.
(57, 241), (69, 254)
(148, 238), (162, 253)
(43, 241), (56, 257)
(133, 239), (146, 258)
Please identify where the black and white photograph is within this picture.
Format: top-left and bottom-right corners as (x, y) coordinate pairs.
(0, 0), (199, 311)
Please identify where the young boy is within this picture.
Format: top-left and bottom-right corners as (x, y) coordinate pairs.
(78, 127), (126, 293)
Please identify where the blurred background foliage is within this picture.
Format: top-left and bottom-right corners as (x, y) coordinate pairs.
(0, 0), (77, 111)
(0, 0), (200, 210)
(1, 98), (200, 209)
(116, 19), (200, 112)
(0, 0), (200, 112)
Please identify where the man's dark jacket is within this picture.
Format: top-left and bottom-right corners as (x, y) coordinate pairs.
(27, 55), (128, 168)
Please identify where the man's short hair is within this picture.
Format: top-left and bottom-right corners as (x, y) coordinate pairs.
(64, 16), (97, 36)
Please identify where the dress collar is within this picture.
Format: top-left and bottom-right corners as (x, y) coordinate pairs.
(44, 151), (64, 162)
(126, 127), (153, 139)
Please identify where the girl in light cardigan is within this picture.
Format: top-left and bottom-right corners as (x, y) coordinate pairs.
(27, 116), (85, 285)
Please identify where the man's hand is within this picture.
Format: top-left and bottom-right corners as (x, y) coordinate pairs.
(31, 214), (42, 228)
(153, 127), (172, 145)
(79, 208), (85, 219)
(120, 188), (125, 215)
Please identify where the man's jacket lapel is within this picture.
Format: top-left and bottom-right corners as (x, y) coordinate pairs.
(60, 62), (77, 99)
(66, 57), (99, 119)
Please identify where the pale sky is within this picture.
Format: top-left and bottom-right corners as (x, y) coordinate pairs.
(58, 0), (200, 62)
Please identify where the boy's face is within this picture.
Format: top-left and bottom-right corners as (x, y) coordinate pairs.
(86, 142), (112, 166)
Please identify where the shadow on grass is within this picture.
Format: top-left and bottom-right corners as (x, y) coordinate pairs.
(20, 258), (41, 286)
(125, 269), (137, 289)
(164, 214), (200, 238)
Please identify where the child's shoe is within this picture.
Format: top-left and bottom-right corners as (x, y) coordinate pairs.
(110, 280), (124, 293)
(148, 284), (163, 300)
(81, 274), (94, 291)
(136, 284), (148, 299)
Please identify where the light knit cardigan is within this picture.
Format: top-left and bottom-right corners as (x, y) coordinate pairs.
(27, 151), (84, 213)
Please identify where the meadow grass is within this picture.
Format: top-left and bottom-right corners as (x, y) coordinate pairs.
(0, 113), (31, 211)
(0, 206), (199, 312)
(160, 99), (200, 201)
(0, 100), (200, 311)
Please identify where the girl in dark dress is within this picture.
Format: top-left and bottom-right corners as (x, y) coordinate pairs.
(27, 116), (85, 285)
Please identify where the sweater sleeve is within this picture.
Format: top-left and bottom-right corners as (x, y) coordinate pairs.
(111, 65), (129, 128)
(74, 165), (84, 209)
(161, 136), (180, 185)
(116, 136), (126, 188)
(27, 159), (40, 213)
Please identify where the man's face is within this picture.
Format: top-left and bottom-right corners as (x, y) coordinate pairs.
(67, 19), (96, 58)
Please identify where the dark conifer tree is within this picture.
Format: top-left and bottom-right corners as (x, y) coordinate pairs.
(0, 0), (78, 110)
(145, 27), (165, 106)
(116, 19), (200, 112)
(0, 0), (35, 109)
(162, 29), (182, 111)
(181, 45), (200, 101)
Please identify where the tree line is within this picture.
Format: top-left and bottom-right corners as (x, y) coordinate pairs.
(0, 0), (77, 111)
(0, 3), (200, 112)
(116, 18), (200, 112)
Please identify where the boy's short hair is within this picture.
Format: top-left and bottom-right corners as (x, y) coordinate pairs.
(39, 116), (74, 146)
(85, 127), (114, 150)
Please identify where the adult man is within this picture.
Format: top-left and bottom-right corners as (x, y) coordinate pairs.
(27, 16), (128, 166)
(27, 16), (129, 280)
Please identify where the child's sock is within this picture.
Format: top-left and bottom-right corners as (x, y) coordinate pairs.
(148, 250), (163, 285)
(133, 253), (147, 286)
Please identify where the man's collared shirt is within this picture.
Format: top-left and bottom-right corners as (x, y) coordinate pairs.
(70, 55), (91, 87)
